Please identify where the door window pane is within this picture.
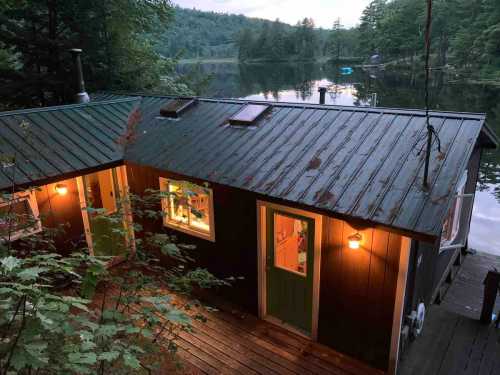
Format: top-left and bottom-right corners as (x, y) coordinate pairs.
(274, 213), (308, 275)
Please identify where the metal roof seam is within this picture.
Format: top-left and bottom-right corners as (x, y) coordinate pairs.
(280, 110), (364, 199)
(50, 110), (115, 160)
(248, 108), (326, 191)
(173, 104), (247, 173)
(186, 107), (287, 178)
(321, 112), (398, 209)
(233, 108), (313, 188)
(366, 116), (448, 222)
(142, 102), (236, 169)
(348, 115), (419, 216)
(333, 114), (412, 211)
(265, 109), (342, 196)
(389, 118), (466, 228)
(36, 111), (102, 166)
(205, 107), (294, 180)
(296, 111), (383, 203)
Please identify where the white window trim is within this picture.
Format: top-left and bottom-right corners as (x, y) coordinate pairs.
(439, 170), (472, 253)
(0, 190), (42, 242)
(159, 178), (215, 242)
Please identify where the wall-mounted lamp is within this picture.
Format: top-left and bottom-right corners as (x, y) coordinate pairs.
(55, 184), (68, 196)
(348, 232), (362, 249)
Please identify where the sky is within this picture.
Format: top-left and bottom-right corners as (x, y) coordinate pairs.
(172, 0), (371, 29)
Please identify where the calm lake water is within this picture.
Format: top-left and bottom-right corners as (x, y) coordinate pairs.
(180, 62), (500, 255)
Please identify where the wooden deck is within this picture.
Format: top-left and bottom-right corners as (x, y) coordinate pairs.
(169, 298), (383, 375)
(399, 251), (500, 375)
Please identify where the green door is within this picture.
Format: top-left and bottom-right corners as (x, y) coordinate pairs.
(82, 169), (127, 257)
(266, 209), (314, 335)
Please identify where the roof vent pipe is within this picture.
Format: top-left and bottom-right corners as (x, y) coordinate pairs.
(69, 49), (90, 104)
(318, 87), (327, 105)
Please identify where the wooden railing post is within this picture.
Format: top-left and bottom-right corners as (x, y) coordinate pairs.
(480, 270), (500, 324)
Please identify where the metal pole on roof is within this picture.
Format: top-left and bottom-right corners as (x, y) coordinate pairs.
(423, 0), (434, 188)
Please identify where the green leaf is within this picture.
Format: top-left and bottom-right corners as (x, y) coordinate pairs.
(98, 351), (120, 362)
(166, 309), (190, 325)
(18, 266), (49, 281)
(68, 352), (97, 365)
(1, 256), (21, 272)
(123, 353), (141, 369)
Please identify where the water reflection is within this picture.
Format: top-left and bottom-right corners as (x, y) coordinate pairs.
(180, 61), (500, 254)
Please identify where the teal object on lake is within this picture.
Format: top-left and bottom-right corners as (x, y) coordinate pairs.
(340, 67), (353, 75)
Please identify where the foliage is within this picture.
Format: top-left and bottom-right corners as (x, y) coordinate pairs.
(237, 18), (329, 62)
(0, 181), (231, 374)
(355, 0), (500, 76)
(0, 0), (193, 109)
(155, 7), (291, 60)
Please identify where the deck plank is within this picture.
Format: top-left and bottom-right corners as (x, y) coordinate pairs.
(399, 252), (500, 375)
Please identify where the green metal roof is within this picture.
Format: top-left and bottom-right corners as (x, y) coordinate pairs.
(1, 93), (497, 239)
(0, 98), (140, 189)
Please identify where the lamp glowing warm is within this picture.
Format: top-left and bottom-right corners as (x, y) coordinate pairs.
(55, 184), (68, 196)
(348, 233), (362, 249)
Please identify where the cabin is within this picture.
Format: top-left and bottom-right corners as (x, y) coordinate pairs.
(0, 93), (497, 374)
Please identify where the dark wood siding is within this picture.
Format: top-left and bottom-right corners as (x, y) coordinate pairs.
(125, 163), (259, 314)
(36, 178), (85, 253)
(319, 217), (402, 371)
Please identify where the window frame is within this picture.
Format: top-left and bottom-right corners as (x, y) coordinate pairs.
(439, 170), (473, 253)
(159, 178), (215, 242)
(0, 190), (42, 242)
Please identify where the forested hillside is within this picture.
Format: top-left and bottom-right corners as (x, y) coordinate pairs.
(155, 7), (275, 59)
(155, 7), (333, 61)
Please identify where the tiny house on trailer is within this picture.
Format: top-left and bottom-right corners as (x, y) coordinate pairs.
(0, 94), (497, 374)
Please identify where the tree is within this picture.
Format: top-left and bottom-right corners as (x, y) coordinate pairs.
(0, 0), (188, 108)
(237, 28), (255, 61)
(329, 18), (345, 60)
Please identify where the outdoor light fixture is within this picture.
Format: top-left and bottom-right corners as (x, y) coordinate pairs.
(348, 232), (362, 249)
(55, 184), (68, 196)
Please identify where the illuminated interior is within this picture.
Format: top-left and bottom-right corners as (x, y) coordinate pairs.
(274, 213), (308, 275)
(164, 179), (212, 235)
(84, 170), (119, 215)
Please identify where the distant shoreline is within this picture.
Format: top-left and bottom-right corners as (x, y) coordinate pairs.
(179, 56), (363, 65)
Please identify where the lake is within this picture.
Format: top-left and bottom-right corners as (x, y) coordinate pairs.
(180, 61), (500, 255)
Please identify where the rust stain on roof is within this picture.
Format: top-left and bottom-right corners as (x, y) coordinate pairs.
(306, 157), (322, 171)
(314, 190), (334, 205)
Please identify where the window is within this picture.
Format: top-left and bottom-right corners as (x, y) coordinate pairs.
(160, 178), (215, 241)
(274, 213), (309, 276)
(159, 99), (196, 118)
(440, 170), (474, 252)
(229, 104), (270, 126)
(0, 190), (42, 242)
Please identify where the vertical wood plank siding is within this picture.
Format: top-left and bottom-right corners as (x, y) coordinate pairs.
(319, 217), (402, 371)
(35, 178), (86, 253)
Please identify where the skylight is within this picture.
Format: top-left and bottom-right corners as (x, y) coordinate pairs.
(229, 104), (270, 126)
(160, 99), (196, 118)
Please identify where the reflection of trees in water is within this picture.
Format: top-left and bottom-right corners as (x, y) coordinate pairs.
(238, 62), (322, 101)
